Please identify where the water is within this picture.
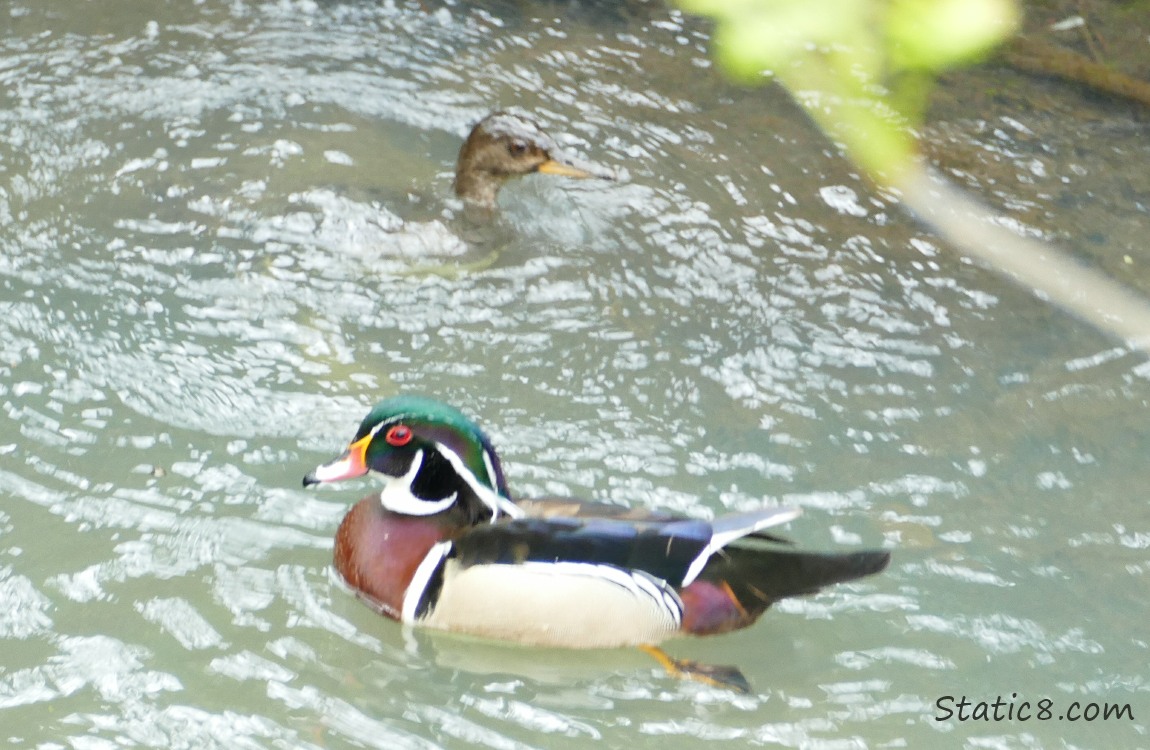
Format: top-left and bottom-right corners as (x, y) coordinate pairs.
(2, 1), (1148, 747)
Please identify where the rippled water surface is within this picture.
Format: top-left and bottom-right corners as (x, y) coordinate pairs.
(3, 1), (1149, 747)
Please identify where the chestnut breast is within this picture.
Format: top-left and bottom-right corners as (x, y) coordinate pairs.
(334, 496), (449, 620)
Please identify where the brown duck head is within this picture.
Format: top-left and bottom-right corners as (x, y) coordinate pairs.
(452, 112), (612, 210)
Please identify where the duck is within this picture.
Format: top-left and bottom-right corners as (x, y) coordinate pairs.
(302, 395), (890, 692)
(251, 112), (614, 277)
(452, 111), (615, 212)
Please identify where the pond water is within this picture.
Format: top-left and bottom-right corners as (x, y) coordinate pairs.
(2, 1), (1148, 748)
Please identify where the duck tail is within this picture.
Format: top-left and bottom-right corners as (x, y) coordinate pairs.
(740, 546), (891, 601)
(680, 546), (890, 635)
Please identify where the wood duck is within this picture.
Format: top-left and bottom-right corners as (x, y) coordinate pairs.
(452, 112), (614, 211)
(303, 395), (890, 692)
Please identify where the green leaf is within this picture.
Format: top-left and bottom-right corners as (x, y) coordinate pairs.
(677, 0), (1019, 178)
(887, 0), (1019, 71)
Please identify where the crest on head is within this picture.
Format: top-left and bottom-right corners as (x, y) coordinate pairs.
(304, 395), (520, 523)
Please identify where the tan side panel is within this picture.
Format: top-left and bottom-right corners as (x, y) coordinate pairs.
(425, 561), (680, 648)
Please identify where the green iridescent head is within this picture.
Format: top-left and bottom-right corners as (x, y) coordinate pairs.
(303, 395), (516, 522)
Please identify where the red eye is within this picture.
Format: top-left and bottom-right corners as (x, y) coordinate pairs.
(385, 424), (413, 447)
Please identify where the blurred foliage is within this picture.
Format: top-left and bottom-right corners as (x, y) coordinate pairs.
(678, 0), (1020, 180)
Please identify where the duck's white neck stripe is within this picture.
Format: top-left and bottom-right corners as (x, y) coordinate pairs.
(378, 449), (458, 516)
(434, 442), (523, 520)
(401, 541), (453, 624)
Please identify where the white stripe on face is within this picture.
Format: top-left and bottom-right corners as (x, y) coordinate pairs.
(434, 442), (522, 520)
(482, 449), (500, 492)
(378, 448), (458, 516)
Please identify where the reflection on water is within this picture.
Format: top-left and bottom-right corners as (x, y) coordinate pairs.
(2, 0), (1149, 747)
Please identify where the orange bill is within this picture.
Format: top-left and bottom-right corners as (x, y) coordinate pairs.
(537, 159), (613, 180)
(303, 434), (371, 487)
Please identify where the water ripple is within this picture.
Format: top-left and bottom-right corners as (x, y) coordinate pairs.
(3, 0), (1149, 747)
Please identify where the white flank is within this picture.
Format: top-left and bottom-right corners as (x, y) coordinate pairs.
(401, 541), (453, 624)
(434, 443), (523, 520)
(423, 561), (682, 648)
(680, 506), (803, 586)
(378, 449), (458, 516)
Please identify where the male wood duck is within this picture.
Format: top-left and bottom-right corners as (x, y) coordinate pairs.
(452, 112), (614, 211)
(303, 395), (890, 692)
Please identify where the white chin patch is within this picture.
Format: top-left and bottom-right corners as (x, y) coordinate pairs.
(378, 449), (458, 516)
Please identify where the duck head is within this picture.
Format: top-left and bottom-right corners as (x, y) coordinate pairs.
(452, 112), (611, 209)
(303, 395), (519, 523)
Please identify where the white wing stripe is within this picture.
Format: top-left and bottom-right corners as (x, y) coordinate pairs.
(681, 506), (803, 586)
